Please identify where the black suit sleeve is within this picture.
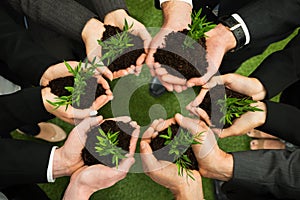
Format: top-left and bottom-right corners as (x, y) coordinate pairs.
(6, 0), (97, 41)
(0, 87), (52, 133)
(90, 0), (128, 21)
(0, 6), (56, 86)
(228, 149), (300, 199)
(0, 139), (53, 187)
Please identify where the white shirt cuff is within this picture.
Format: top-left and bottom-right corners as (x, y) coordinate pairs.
(47, 146), (58, 183)
(160, 0), (193, 8)
(231, 13), (250, 45)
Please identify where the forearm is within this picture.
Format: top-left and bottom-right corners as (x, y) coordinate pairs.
(0, 139), (52, 187)
(231, 149), (300, 199)
(235, 0), (300, 42)
(251, 34), (300, 99)
(161, 1), (192, 30)
(258, 100), (300, 146)
(0, 87), (52, 132)
(7, 0), (97, 40)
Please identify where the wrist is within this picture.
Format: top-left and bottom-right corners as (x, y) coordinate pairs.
(162, 1), (192, 31)
(63, 171), (94, 200)
(198, 144), (233, 181)
(206, 23), (236, 53)
(52, 148), (83, 178)
(104, 9), (129, 29)
(81, 18), (105, 44)
(172, 178), (203, 200)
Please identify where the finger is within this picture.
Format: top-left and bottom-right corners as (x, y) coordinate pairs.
(140, 141), (161, 173)
(161, 75), (186, 85)
(187, 77), (205, 87)
(191, 88), (209, 107)
(173, 85), (183, 93)
(115, 156), (135, 174)
(96, 76), (110, 90)
(113, 69), (129, 79)
(155, 67), (168, 76)
(175, 113), (205, 135)
(112, 116), (132, 123)
(97, 66), (113, 81)
(136, 53), (146, 66)
(92, 95), (113, 110)
(142, 126), (155, 143)
(68, 106), (99, 119)
(126, 65), (136, 74)
(129, 122), (140, 154)
(156, 118), (175, 132)
(195, 108), (212, 126)
(72, 116), (103, 144)
(202, 75), (224, 89)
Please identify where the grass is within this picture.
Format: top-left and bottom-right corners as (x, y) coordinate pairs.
(10, 0), (299, 199)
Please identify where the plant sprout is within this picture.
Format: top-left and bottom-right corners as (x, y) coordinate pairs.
(217, 95), (263, 125)
(47, 59), (103, 110)
(95, 128), (127, 168)
(97, 19), (134, 65)
(160, 127), (203, 180)
(183, 9), (216, 49)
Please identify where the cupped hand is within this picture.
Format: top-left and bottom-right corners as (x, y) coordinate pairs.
(54, 116), (104, 178)
(63, 155), (135, 200)
(103, 9), (152, 78)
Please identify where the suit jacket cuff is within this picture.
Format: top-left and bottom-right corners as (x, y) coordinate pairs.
(92, 0), (128, 21)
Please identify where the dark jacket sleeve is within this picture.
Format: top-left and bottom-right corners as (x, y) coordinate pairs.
(229, 149), (300, 199)
(0, 139), (53, 187)
(217, 0), (300, 44)
(91, 0), (128, 21)
(0, 6), (57, 86)
(257, 101), (300, 146)
(6, 0), (97, 41)
(251, 33), (300, 99)
(0, 87), (53, 133)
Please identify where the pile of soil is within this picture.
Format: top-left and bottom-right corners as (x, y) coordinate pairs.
(199, 85), (250, 128)
(150, 123), (198, 171)
(154, 29), (207, 80)
(101, 25), (145, 72)
(48, 76), (106, 109)
(81, 120), (134, 167)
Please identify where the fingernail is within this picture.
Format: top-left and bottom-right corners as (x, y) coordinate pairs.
(90, 110), (98, 116)
(187, 82), (195, 87)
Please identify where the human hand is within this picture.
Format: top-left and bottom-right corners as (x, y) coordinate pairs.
(174, 114), (233, 181)
(53, 116), (103, 179)
(146, 1), (192, 92)
(140, 117), (203, 200)
(81, 18), (114, 80)
(63, 156), (135, 200)
(103, 9), (151, 77)
(186, 74), (267, 137)
(41, 62), (113, 125)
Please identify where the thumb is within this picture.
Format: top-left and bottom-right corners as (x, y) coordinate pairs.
(116, 156), (135, 173)
(140, 141), (160, 173)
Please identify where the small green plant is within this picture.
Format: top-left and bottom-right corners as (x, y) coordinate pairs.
(97, 20), (134, 65)
(217, 95), (263, 125)
(160, 127), (202, 180)
(94, 128), (127, 168)
(47, 59), (102, 110)
(183, 9), (216, 49)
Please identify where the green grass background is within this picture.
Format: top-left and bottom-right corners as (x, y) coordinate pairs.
(11, 0), (299, 199)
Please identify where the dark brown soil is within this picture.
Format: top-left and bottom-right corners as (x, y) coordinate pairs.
(48, 76), (106, 109)
(150, 123), (198, 171)
(101, 25), (145, 72)
(81, 120), (134, 167)
(154, 29), (207, 80)
(199, 85), (250, 128)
